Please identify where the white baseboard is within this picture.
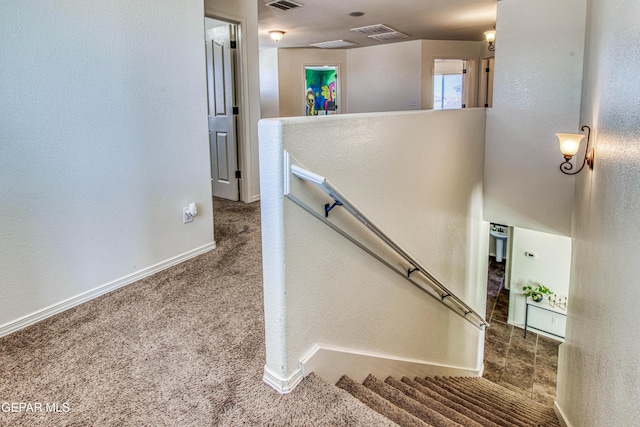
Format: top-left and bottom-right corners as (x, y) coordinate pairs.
(554, 401), (572, 427)
(262, 365), (304, 394)
(249, 194), (261, 203)
(0, 242), (216, 338)
(301, 344), (482, 385)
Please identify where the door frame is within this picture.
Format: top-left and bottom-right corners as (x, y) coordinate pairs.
(204, 11), (251, 202)
(479, 56), (495, 108)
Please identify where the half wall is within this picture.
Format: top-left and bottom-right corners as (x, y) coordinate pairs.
(259, 109), (490, 392)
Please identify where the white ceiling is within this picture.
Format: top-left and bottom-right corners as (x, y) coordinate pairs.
(258, 0), (497, 49)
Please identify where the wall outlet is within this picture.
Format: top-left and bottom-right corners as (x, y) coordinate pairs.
(183, 207), (194, 224)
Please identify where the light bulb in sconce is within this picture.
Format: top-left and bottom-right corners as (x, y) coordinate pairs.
(557, 125), (595, 175)
(268, 30), (285, 42)
(557, 133), (584, 157)
(484, 29), (496, 51)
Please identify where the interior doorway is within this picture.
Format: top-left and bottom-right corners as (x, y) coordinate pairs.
(205, 17), (240, 201)
(304, 65), (340, 116)
(433, 59), (465, 109)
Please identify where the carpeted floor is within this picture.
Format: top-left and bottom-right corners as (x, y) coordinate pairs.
(0, 198), (394, 426)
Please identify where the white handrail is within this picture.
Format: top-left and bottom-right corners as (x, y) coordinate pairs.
(289, 164), (489, 330)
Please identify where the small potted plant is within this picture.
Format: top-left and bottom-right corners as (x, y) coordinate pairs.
(522, 283), (553, 302)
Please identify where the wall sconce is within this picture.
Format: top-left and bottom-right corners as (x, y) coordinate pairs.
(484, 29), (496, 51)
(557, 125), (595, 175)
(268, 30), (285, 42)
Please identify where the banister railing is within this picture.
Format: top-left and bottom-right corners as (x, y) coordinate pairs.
(287, 163), (489, 330)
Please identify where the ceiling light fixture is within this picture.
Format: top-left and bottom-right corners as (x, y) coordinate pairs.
(557, 125), (595, 175)
(268, 30), (285, 42)
(484, 29), (496, 51)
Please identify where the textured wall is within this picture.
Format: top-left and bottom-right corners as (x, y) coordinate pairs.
(556, 0), (640, 424)
(259, 48), (280, 119)
(347, 41), (423, 113)
(0, 0), (212, 328)
(484, 0), (586, 236)
(259, 109), (489, 381)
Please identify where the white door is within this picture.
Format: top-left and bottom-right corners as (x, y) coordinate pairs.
(206, 24), (239, 201)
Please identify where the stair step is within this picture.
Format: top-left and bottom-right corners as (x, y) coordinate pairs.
(430, 376), (560, 427)
(421, 376), (533, 427)
(384, 376), (485, 427)
(362, 374), (462, 427)
(450, 378), (558, 426)
(398, 377), (501, 427)
(451, 377), (559, 425)
(337, 374), (561, 427)
(413, 377), (516, 427)
(336, 375), (430, 427)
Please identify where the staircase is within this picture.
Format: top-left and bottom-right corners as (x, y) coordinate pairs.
(336, 374), (561, 427)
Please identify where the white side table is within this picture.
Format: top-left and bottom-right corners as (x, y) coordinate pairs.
(524, 297), (567, 340)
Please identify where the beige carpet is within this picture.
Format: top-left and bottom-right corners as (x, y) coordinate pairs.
(0, 198), (395, 426)
(338, 374), (561, 427)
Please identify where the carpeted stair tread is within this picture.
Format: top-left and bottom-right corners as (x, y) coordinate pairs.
(384, 376), (485, 427)
(426, 376), (542, 427)
(336, 375), (431, 427)
(430, 377), (558, 427)
(400, 377), (502, 427)
(338, 373), (561, 427)
(414, 377), (527, 427)
(450, 377), (559, 425)
(447, 378), (559, 426)
(362, 375), (462, 427)
(430, 376), (536, 426)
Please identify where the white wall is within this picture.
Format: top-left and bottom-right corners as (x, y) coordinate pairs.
(259, 48), (280, 119)
(0, 0), (212, 331)
(507, 228), (571, 328)
(205, 0), (261, 202)
(275, 49), (348, 117)
(484, 0), (586, 237)
(347, 41), (423, 113)
(346, 40), (488, 113)
(556, 0), (640, 424)
(259, 109), (489, 386)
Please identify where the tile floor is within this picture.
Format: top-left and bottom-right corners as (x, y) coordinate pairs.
(483, 257), (561, 406)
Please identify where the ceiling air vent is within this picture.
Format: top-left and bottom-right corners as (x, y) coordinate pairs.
(350, 24), (410, 42)
(350, 24), (396, 36)
(265, 0), (303, 11)
(369, 32), (410, 42)
(310, 39), (358, 49)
